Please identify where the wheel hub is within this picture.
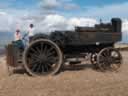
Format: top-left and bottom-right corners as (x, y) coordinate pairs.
(39, 54), (47, 63)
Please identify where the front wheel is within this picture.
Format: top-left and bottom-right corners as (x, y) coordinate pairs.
(97, 47), (122, 72)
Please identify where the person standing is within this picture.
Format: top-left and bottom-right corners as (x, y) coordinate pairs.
(22, 24), (35, 46)
(28, 24), (35, 42)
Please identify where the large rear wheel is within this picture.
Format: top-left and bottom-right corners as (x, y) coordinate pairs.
(23, 39), (63, 76)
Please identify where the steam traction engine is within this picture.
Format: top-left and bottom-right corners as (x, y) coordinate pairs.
(6, 18), (122, 76)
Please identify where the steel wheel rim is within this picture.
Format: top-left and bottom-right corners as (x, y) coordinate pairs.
(23, 39), (63, 76)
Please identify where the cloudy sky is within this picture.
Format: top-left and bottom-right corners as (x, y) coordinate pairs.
(0, 0), (128, 38)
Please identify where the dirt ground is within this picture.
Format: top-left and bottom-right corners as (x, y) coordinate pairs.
(0, 51), (128, 96)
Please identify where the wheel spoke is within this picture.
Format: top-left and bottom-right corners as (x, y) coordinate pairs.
(35, 47), (41, 54)
(30, 59), (40, 65)
(31, 63), (39, 72)
(40, 42), (44, 53)
(30, 47), (39, 55)
(30, 59), (41, 72)
(30, 53), (40, 59)
(43, 45), (48, 54)
(102, 51), (109, 57)
(30, 55), (41, 64)
(47, 50), (56, 57)
(36, 63), (42, 73)
(41, 63), (45, 73)
(100, 61), (110, 70)
(46, 47), (54, 55)
(44, 63), (49, 72)
(99, 56), (105, 63)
